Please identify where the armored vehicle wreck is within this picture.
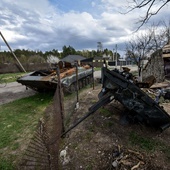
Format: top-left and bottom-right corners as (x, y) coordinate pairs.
(17, 61), (93, 93)
(62, 66), (170, 136)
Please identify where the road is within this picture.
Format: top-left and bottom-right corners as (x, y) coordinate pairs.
(0, 82), (36, 105)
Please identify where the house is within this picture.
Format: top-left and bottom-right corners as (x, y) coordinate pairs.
(61, 55), (86, 65)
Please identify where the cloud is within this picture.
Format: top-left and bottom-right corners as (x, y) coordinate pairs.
(0, 0), (169, 55)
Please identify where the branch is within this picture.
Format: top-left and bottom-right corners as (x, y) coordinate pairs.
(125, 0), (170, 30)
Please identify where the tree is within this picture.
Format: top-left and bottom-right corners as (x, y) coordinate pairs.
(62, 45), (76, 58)
(127, 0), (170, 29)
(125, 26), (162, 80)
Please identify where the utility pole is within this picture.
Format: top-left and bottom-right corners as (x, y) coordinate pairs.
(167, 28), (170, 44)
(0, 31), (26, 73)
(115, 44), (117, 68)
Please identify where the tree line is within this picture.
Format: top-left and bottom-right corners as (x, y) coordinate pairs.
(0, 45), (120, 64)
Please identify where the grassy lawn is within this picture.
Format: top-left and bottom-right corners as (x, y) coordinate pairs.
(0, 92), (53, 169)
(0, 72), (26, 84)
(94, 67), (101, 71)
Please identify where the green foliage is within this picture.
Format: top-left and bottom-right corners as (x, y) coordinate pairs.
(0, 46), (119, 64)
(0, 72), (25, 84)
(0, 158), (16, 170)
(27, 55), (46, 63)
(129, 131), (170, 160)
(99, 108), (112, 117)
(0, 93), (53, 166)
(62, 45), (76, 58)
(129, 131), (158, 151)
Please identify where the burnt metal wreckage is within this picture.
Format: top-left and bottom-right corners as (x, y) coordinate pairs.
(17, 58), (170, 134)
(62, 64), (170, 137)
(17, 61), (93, 93)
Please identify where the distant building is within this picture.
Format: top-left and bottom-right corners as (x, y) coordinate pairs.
(61, 55), (86, 65)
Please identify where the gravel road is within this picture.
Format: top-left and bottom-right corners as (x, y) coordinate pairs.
(0, 82), (36, 105)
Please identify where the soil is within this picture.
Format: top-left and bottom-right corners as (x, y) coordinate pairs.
(59, 84), (170, 170)
(1, 82), (170, 169)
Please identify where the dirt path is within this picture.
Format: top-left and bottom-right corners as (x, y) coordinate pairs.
(0, 82), (36, 105)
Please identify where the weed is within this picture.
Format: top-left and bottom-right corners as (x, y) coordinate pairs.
(104, 120), (113, 128)
(99, 108), (112, 117)
(88, 125), (95, 132)
(0, 158), (16, 170)
(86, 164), (93, 170)
(161, 146), (170, 160)
(129, 131), (159, 152)
(11, 142), (20, 150)
(84, 131), (93, 140)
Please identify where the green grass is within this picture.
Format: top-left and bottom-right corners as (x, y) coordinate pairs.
(129, 131), (170, 159)
(0, 92), (53, 168)
(0, 72), (26, 84)
(129, 131), (158, 152)
(99, 108), (112, 117)
(162, 146), (170, 160)
(94, 67), (101, 71)
(0, 158), (15, 170)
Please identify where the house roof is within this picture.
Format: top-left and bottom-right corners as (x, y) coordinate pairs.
(81, 57), (94, 62)
(93, 56), (103, 60)
(61, 55), (86, 63)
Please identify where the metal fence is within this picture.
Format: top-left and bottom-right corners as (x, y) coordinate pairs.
(19, 66), (64, 169)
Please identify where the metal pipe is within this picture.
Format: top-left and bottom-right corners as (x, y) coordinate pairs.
(61, 92), (113, 137)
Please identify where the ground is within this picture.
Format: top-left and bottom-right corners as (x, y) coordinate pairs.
(60, 84), (170, 170)
(1, 82), (170, 169)
(0, 82), (36, 105)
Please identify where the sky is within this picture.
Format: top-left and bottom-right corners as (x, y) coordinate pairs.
(0, 0), (169, 56)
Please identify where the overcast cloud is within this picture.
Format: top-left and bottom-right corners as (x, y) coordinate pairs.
(0, 0), (169, 55)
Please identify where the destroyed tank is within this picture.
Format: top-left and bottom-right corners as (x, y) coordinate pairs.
(17, 61), (93, 93)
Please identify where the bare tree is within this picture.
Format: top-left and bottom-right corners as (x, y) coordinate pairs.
(126, 0), (170, 29)
(126, 33), (151, 80)
(125, 24), (167, 80)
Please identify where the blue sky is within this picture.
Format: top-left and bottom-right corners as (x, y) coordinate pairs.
(52, 0), (93, 13)
(0, 0), (169, 56)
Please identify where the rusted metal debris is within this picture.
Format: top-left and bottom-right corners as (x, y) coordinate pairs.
(99, 67), (170, 130)
(17, 61), (93, 93)
(62, 66), (170, 136)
